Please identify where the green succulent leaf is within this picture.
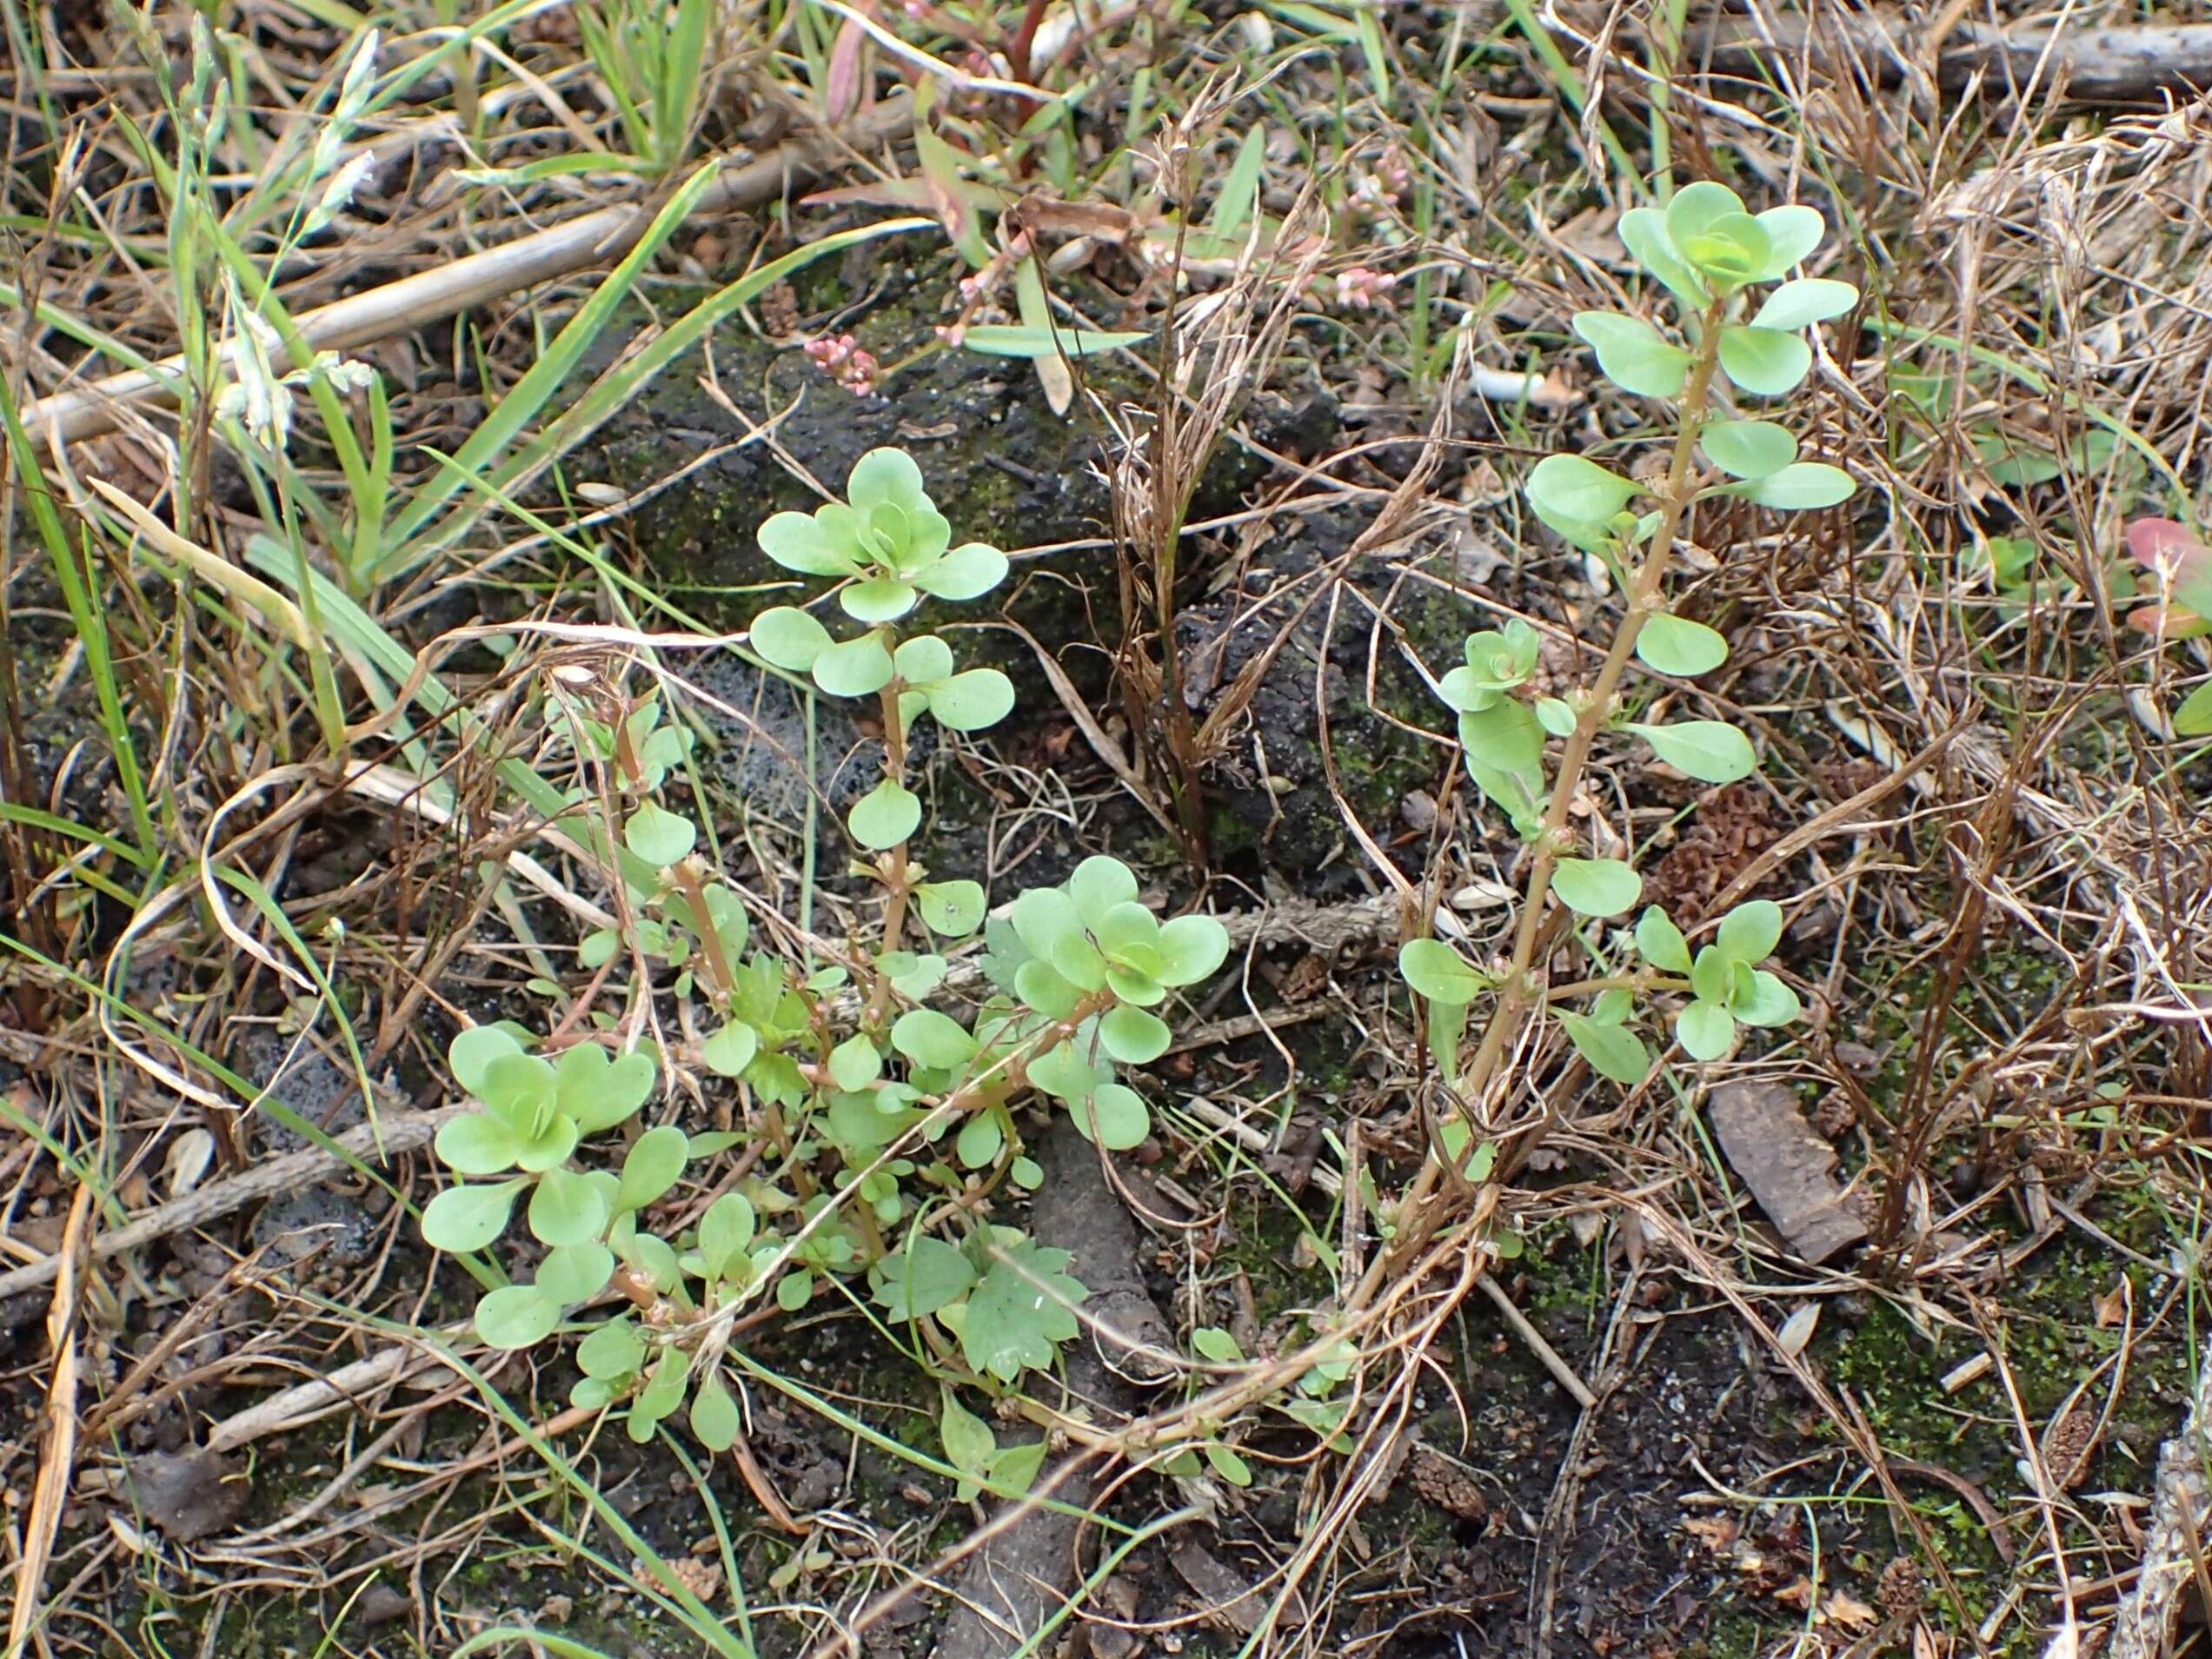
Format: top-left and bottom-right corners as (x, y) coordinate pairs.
(1099, 1004), (1172, 1065)
(1635, 613), (1729, 677)
(828, 1032), (884, 1091)
(813, 632), (895, 697)
(624, 801), (696, 867)
(894, 633), (954, 683)
(701, 1022), (759, 1078)
(1617, 205), (1709, 308)
(1571, 310), (1691, 398)
(622, 1231), (683, 1294)
(1676, 1000), (1737, 1061)
(537, 1241), (615, 1304)
(616, 1125), (689, 1213)
(480, 1050), (555, 1131)
(1690, 945), (1732, 1005)
(1635, 906), (1693, 974)
(1717, 326), (1813, 396)
(1066, 855), (1139, 923)
(528, 1166), (611, 1249)
(1626, 720), (1758, 784)
(927, 669), (1015, 731)
(1458, 698), (1544, 773)
(422, 1179), (525, 1253)
(449, 1027), (528, 1102)
(1028, 1040), (1103, 1105)
(1752, 277), (1857, 330)
(562, 1045), (659, 1134)
(847, 778), (921, 850)
(577, 1317), (646, 1379)
(747, 605), (832, 671)
(1715, 899), (1784, 965)
(475, 1284), (561, 1350)
(1525, 454), (1638, 551)
(1398, 938), (1487, 1005)
(956, 1112), (1004, 1168)
(1664, 181), (1746, 252)
(630, 1351), (691, 1441)
(759, 508), (862, 577)
(435, 1112), (525, 1176)
(892, 1008), (978, 1069)
(1551, 857), (1643, 918)
(913, 541), (1009, 600)
(840, 574), (920, 623)
(698, 1192), (757, 1281)
(1700, 418), (1798, 481)
(1753, 204), (1825, 275)
(1683, 212), (1771, 285)
(1733, 969), (1803, 1027)
(1153, 913), (1229, 985)
(1536, 697), (1577, 737)
(689, 1373), (741, 1452)
(1014, 958), (1082, 1019)
(1743, 462), (1856, 510)
(1073, 1083), (1150, 1149)
(1560, 1012), (1652, 1084)
(848, 447), (931, 514)
(916, 880), (986, 936)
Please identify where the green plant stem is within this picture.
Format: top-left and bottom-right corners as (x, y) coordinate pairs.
(1362, 300), (1727, 1306)
(1544, 971), (1688, 1002)
(867, 677), (914, 1027)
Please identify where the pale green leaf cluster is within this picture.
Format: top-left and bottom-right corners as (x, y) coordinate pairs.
(413, 452), (1249, 1454)
(1636, 899), (1801, 1059)
(755, 448), (1009, 625)
(1529, 182), (1863, 562)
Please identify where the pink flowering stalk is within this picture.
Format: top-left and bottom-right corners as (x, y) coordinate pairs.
(1333, 267), (1398, 309)
(804, 334), (880, 397)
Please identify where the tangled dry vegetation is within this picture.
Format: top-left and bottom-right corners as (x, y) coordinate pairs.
(3, 2), (2212, 1657)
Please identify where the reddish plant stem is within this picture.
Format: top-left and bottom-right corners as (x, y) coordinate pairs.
(1355, 299), (1729, 1310)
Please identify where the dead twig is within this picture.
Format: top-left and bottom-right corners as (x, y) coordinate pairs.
(0, 1106), (466, 1304)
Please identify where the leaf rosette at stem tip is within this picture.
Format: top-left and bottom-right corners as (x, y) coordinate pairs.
(1005, 854), (1231, 1020)
(754, 447), (1009, 624)
(1634, 898), (1802, 1062)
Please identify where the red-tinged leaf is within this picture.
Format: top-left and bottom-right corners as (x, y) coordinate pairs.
(824, 16), (865, 125)
(2124, 518), (2212, 634)
(2126, 516), (2208, 577)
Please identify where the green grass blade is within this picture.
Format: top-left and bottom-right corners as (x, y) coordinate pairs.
(0, 376), (156, 857)
(393, 216), (933, 573)
(379, 159), (727, 561)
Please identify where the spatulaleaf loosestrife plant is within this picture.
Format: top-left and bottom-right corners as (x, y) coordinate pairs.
(1400, 181), (1858, 1112)
(419, 448), (1227, 1464)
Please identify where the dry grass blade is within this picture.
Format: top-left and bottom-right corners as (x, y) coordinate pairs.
(6, 1180), (92, 1659)
(1101, 84), (1329, 856)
